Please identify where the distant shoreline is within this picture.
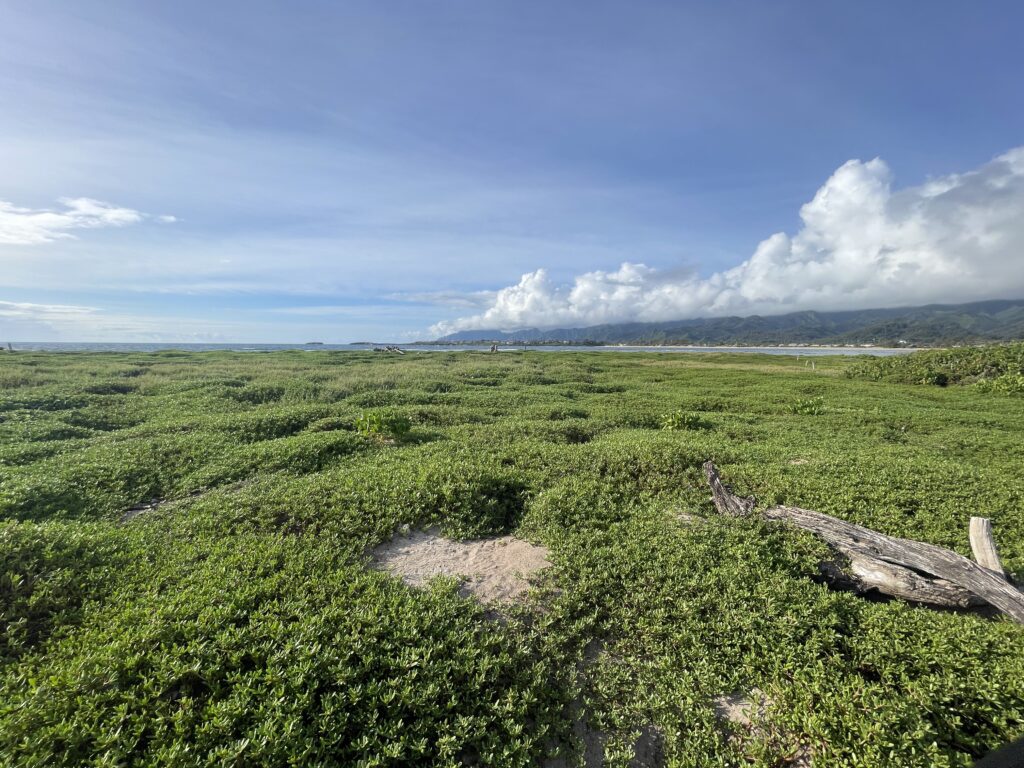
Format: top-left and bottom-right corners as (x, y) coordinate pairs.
(412, 341), (922, 351)
(6, 341), (920, 356)
(600, 343), (922, 351)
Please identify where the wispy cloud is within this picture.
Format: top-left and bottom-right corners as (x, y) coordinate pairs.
(0, 299), (239, 341)
(433, 147), (1024, 334)
(268, 305), (381, 317)
(0, 197), (173, 245)
(0, 299), (100, 321)
(0, 297), (431, 343)
(388, 290), (497, 309)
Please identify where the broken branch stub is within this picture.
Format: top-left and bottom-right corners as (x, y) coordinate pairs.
(703, 461), (755, 517)
(969, 517), (1007, 578)
(702, 462), (1024, 623)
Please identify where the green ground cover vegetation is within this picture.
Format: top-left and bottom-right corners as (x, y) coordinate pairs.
(1, 348), (1022, 766)
(846, 341), (1024, 390)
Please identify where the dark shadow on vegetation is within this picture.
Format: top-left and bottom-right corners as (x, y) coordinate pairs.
(228, 384), (286, 404)
(63, 408), (142, 432)
(0, 393), (89, 412)
(548, 407), (590, 421)
(82, 381), (139, 395)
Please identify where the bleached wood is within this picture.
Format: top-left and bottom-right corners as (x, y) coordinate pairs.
(702, 462), (1024, 623)
(969, 517), (1006, 578)
(841, 549), (984, 608)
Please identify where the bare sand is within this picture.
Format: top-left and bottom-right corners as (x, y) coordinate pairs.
(370, 527), (552, 604)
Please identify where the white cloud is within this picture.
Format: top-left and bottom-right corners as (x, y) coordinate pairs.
(433, 147), (1024, 334)
(0, 298), (429, 343)
(388, 290), (498, 309)
(0, 300), (102, 338)
(268, 305), (394, 317)
(0, 300), (100, 321)
(0, 299), (222, 341)
(0, 197), (172, 245)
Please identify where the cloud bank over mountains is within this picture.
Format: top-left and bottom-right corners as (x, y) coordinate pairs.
(432, 148), (1024, 335)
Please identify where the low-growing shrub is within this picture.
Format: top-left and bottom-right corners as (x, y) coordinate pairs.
(355, 409), (413, 440)
(0, 521), (141, 663)
(62, 404), (142, 432)
(881, 422), (912, 443)
(303, 415), (354, 432)
(975, 372), (1024, 395)
(788, 396), (825, 415)
(846, 343), (1024, 388)
(228, 383), (286, 404)
(188, 430), (371, 487)
(0, 537), (573, 767)
(82, 381), (138, 395)
(1, 348), (1022, 767)
(219, 406), (332, 442)
(661, 410), (712, 431)
(521, 476), (636, 535)
(692, 397), (726, 412)
(0, 433), (237, 521)
(547, 407), (590, 421)
(436, 468), (528, 539)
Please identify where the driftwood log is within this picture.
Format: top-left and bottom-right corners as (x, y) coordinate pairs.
(702, 462), (1024, 624)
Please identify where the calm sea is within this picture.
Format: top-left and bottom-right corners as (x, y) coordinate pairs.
(5, 342), (914, 356)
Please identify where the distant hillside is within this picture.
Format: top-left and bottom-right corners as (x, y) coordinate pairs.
(435, 299), (1024, 347)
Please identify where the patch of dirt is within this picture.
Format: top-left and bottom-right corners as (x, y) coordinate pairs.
(542, 710), (606, 768)
(119, 489), (206, 523)
(712, 689), (811, 767)
(630, 724), (666, 767)
(712, 689), (769, 727)
(120, 498), (166, 523)
(788, 458), (809, 465)
(369, 528), (551, 604)
(543, 718), (664, 768)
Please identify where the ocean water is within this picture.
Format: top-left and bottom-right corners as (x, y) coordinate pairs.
(5, 342), (914, 356)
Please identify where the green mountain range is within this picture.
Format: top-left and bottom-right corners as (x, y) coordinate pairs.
(436, 299), (1024, 346)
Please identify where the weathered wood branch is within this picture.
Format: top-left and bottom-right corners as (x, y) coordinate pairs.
(704, 463), (755, 517)
(969, 517), (1007, 578)
(815, 553), (984, 609)
(702, 461), (1024, 623)
(838, 550), (984, 609)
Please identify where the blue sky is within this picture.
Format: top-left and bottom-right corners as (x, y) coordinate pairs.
(1, 1), (1023, 341)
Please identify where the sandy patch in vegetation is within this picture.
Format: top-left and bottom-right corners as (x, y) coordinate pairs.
(712, 689), (768, 727)
(543, 717), (664, 768)
(370, 528), (551, 603)
(120, 498), (166, 523)
(713, 689), (811, 767)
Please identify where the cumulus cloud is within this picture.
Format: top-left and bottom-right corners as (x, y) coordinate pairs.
(433, 147), (1024, 334)
(0, 197), (174, 245)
